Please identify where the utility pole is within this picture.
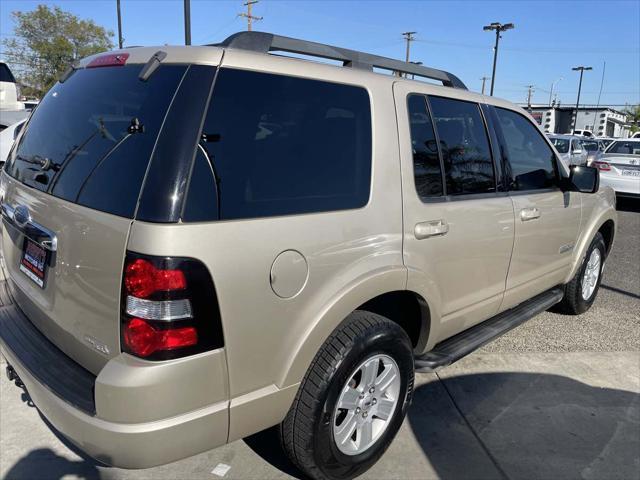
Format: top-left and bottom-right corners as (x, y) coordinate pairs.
(239, 0), (262, 32)
(184, 0), (191, 45)
(116, 0), (123, 49)
(480, 76), (490, 95)
(402, 31), (416, 63)
(548, 77), (562, 106)
(571, 65), (592, 134)
(483, 22), (515, 96)
(526, 85), (535, 110)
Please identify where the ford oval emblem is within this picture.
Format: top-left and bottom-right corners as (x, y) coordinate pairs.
(13, 205), (31, 228)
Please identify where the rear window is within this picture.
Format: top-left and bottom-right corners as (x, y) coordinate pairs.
(4, 64), (187, 218)
(606, 141), (640, 155)
(186, 68), (372, 221)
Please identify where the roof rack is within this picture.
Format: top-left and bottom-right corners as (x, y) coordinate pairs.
(210, 31), (467, 90)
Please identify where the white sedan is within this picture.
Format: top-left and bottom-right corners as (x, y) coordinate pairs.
(594, 139), (640, 199)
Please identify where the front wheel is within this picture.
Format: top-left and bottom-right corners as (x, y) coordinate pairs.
(279, 311), (414, 480)
(556, 232), (606, 314)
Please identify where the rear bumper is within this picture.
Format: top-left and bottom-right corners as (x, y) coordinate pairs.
(599, 173), (640, 196)
(0, 292), (229, 469)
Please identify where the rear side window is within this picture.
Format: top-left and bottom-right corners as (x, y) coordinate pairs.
(192, 68), (372, 221)
(407, 94), (443, 198)
(429, 97), (495, 195)
(494, 107), (558, 191)
(5, 65), (187, 218)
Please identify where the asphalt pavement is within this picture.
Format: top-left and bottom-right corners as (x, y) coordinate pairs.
(1, 200), (639, 480)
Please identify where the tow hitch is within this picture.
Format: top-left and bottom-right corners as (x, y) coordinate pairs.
(6, 364), (23, 387)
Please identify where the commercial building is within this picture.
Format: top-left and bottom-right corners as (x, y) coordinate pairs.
(524, 105), (631, 138)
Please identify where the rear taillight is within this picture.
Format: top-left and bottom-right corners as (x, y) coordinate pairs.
(87, 53), (129, 68)
(121, 252), (223, 360)
(594, 161), (611, 171)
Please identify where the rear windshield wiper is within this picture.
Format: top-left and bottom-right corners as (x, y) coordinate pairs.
(16, 154), (58, 172)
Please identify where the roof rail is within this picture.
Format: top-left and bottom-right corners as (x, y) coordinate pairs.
(211, 31), (467, 90)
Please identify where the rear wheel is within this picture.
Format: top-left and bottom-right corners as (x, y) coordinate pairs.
(556, 232), (606, 314)
(280, 311), (414, 480)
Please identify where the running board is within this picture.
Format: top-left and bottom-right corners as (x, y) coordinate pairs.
(415, 287), (564, 372)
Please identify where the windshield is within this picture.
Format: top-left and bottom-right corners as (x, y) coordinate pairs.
(606, 141), (640, 156)
(550, 137), (570, 153)
(5, 64), (187, 218)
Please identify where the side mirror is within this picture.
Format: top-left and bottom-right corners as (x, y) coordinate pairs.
(568, 165), (599, 193)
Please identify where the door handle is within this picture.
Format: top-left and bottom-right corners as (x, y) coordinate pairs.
(520, 207), (541, 222)
(414, 219), (449, 240)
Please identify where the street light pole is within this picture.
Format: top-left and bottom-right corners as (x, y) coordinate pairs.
(184, 0), (191, 45)
(483, 22), (514, 96)
(116, 0), (123, 49)
(571, 66), (592, 134)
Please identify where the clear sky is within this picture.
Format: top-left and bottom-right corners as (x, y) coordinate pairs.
(1, 0), (638, 107)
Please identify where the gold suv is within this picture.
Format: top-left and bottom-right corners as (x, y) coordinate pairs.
(0, 32), (616, 480)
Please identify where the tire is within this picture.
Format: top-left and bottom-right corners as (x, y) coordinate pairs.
(279, 310), (414, 480)
(556, 232), (606, 315)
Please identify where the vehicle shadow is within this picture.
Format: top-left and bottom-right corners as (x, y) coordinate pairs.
(2, 448), (102, 480)
(408, 372), (640, 480)
(9, 380), (109, 476)
(243, 426), (307, 479)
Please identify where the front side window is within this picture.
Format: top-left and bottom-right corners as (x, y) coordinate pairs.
(582, 140), (599, 152)
(572, 140), (583, 152)
(550, 137), (570, 153)
(192, 69), (372, 220)
(429, 97), (495, 195)
(407, 94), (443, 198)
(494, 107), (558, 191)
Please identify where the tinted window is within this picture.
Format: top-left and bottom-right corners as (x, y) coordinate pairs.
(183, 147), (219, 222)
(5, 64), (187, 218)
(495, 107), (558, 191)
(429, 97), (495, 195)
(0, 63), (16, 83)
(194, 69), (372, 220)
(407, 94), (443, 198)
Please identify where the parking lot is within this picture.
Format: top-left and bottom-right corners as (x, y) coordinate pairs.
(1, 200), (638, 480)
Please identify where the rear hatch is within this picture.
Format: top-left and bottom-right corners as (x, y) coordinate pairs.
(0, 59), (195, 374)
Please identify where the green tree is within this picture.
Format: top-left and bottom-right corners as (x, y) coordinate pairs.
(623, 104), (640, 134)
(2, 5), (113, 96)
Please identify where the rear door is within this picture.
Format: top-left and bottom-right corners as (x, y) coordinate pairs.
(490, 106), (581, 311)
(394, 83), (515, 343)
(0, 62), (195, 374)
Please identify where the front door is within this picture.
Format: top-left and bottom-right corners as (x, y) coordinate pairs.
(394, 84), (515, 346)
(490, 106), (581, 311)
